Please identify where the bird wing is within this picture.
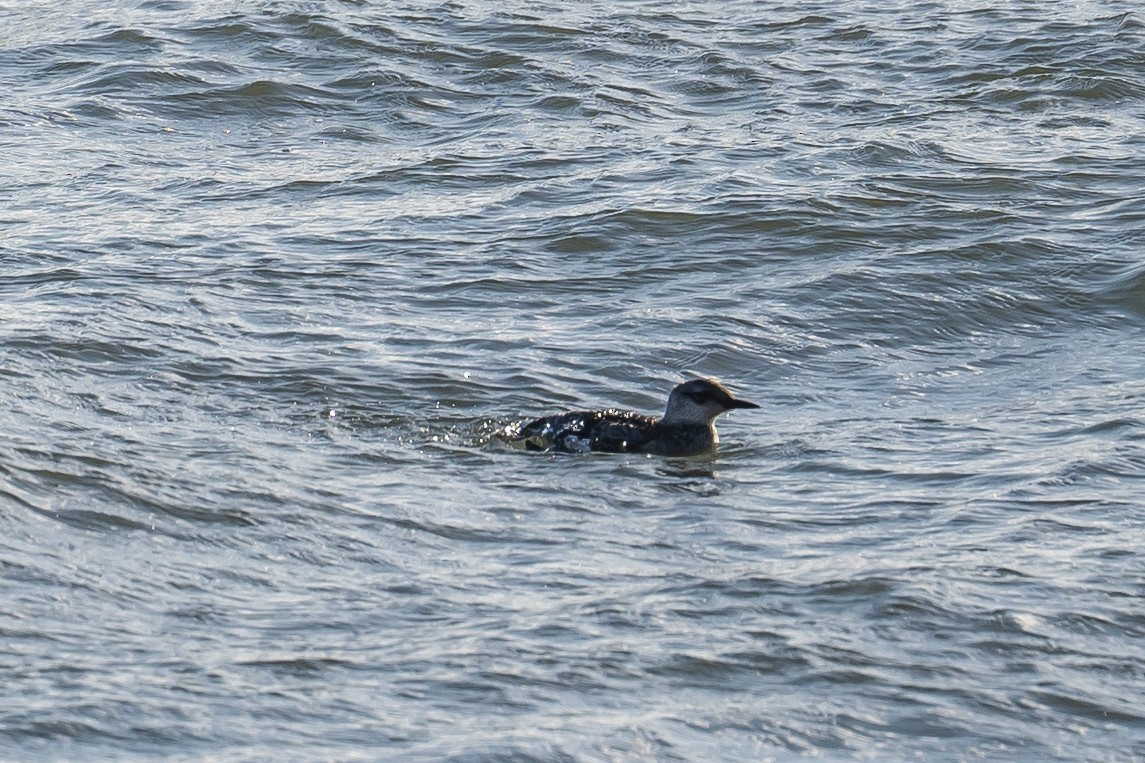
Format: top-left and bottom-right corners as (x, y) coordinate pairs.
(516, 410), (659, 453)
(579, 410), (659, 453)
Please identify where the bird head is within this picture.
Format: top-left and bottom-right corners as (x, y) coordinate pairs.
(662, 378), (760, 424)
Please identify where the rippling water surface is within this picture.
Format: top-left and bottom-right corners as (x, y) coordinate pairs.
(3, 1), (1145, 759)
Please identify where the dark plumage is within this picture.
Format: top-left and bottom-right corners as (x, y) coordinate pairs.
(511, 378), (759, 456)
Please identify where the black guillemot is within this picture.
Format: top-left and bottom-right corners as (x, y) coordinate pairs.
(511, 378), (759, 456)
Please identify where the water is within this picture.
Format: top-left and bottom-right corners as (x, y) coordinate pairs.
(3, 0), (1145, 759)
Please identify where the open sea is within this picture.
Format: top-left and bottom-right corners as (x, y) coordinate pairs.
(3, 1), (1145, 760)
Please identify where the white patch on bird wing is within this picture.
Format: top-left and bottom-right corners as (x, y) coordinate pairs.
(564, 436), (593, 453)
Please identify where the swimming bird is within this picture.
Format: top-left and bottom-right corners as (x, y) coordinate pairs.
(511, 378), (759, 456)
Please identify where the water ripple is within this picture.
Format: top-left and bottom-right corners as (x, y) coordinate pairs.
(3, 1), (1145, 760)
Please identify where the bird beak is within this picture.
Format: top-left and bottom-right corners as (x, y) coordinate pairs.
(727, 398), (760, 410)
